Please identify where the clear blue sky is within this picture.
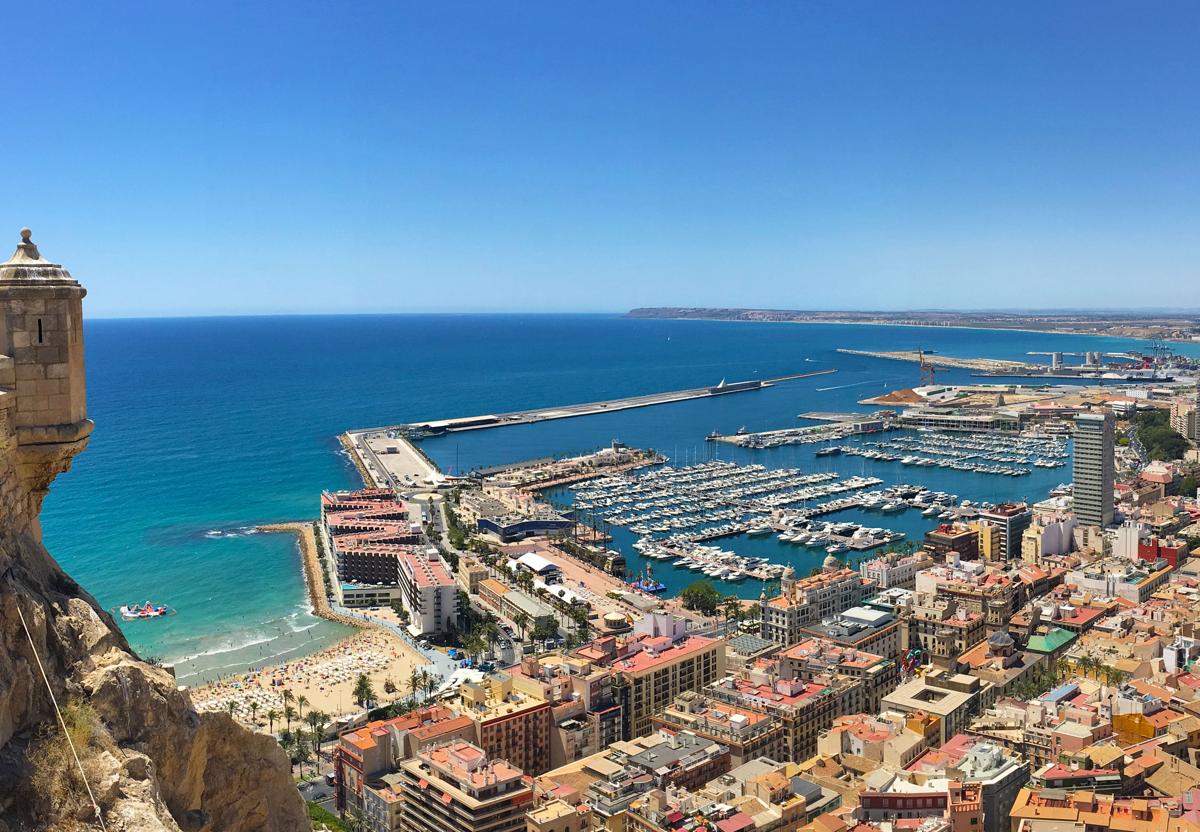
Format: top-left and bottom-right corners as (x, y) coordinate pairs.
(7, 2), (1198, 317)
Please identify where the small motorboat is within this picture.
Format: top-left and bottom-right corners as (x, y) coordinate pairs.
(116, 601), (174, 620)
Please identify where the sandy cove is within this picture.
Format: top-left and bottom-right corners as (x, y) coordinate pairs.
(187, 522), (436, 731)
(188, 628), (434, 730)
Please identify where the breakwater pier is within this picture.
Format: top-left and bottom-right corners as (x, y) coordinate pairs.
(399, 368), (836, 435)
(343, 369), (836, 489)
(836, 348), (1037, 373)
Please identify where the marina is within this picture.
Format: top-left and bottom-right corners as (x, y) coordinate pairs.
(545, 419), (1079, 596)
(572, 460), (884, 532)
(568, 460), (907, 583)
(813, 429), (1070, 477)
(708, 417), (893, 448)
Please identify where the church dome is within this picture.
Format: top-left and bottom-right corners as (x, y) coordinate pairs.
(988, 630), (1015, 649)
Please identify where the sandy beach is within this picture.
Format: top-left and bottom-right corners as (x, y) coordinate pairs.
(188, 628), (434, 730)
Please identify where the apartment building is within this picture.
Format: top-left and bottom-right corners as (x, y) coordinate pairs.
(1065, 556), (1172, 604)
(458, 672), (553, 775)
(510, 653), (625, 769)
(333, 707), (474, 814)
(573, 613), (725, 739)
(910, 595), (986, 669)
(860, 551), (932, 590)
(761, 565), (872, 646)
(707, 663), (864, 761)
(651, 691), (785, 766)
(817, 712), (935, 770)
(914, 560), (1021, 634)
(582, 731), (733, 820)
(977, 503), (1034, 561)
(384, 741), (533, 832)
(777, 637), (898, 714)
(882, 668), (995, 745)
(1073, 411), (1115, 529)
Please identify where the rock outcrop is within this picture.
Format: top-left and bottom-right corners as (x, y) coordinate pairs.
(0, 231), (310, 831)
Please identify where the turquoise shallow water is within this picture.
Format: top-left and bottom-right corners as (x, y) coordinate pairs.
(40, 314), (1199, 681)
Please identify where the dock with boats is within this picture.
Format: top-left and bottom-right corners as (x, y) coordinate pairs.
(814, 429), (1069, 477)
(708, 414), (893, 449)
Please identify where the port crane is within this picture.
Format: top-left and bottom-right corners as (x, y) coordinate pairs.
(917, 349), (936, 387)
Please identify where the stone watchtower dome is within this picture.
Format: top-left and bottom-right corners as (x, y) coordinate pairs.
(0, 228), (91, 538)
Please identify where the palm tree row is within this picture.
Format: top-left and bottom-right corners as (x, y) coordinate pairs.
(407, 667), (441, 704)
(278, 708), (330, 778)
(1072, 654), (1127, 687)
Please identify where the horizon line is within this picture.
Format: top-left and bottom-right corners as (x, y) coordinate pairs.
(85, 306), (1200, 322)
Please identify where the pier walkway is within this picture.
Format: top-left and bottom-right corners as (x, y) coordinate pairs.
(342, 369), (837, 492)
(371, 369), (837, 436)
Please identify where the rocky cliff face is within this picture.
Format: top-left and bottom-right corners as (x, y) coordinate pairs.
(0, 231), (310, 831)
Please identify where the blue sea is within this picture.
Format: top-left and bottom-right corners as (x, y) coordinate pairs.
(41, 314), (1200, 683)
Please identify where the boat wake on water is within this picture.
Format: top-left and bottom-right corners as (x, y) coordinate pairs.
(816, 378), (896, 392)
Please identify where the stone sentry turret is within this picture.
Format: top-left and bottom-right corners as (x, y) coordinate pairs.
(0, 227), (92, 538)
(0, 230), (309, 830)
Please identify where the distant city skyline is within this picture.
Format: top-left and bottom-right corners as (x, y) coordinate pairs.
(8, 2), (1198, 318)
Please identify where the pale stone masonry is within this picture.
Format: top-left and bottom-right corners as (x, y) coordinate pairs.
(0, 228), (310, 831)
(0, 228), (91, 539)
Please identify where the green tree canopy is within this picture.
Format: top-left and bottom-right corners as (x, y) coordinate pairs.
(680, 580), (722, 616)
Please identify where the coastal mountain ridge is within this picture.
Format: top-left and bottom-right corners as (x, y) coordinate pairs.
(0, 231), (308, 831)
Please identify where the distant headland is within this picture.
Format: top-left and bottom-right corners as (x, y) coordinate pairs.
(626, 307), (1200, 342)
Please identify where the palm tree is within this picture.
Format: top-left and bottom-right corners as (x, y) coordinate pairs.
(226, 701), (237, 718)
(309, 710), (329, 760)
(570, 606), (590, 641)
(344, 809), (369, 832)
(423, 670), (438, 702)
(296, 694), (309, 720)
(293, 731), (312, 777)
(481, 620), (501, 657)
(513, 610), (530, 642)
(463, 631), (485, 663)
(279, 728), (295, 760)
(721, 596), (741, 628)
(249, 701), (259, 726)
(282, 689), (294, 711)
(284, 704), (296, 732)
(409, 667), (423, 701)
(266, 708), (279, 734)
(353, 673), (375, 708)
(1056, 658), (1071, 681)
(305, 711), (324, 758)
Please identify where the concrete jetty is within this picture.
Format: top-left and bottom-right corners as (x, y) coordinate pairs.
(836, 348), (1036, 373)
(342, 369), (835, 490)
(343, 429), (442, 490)
(358, 368), (837, 439)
